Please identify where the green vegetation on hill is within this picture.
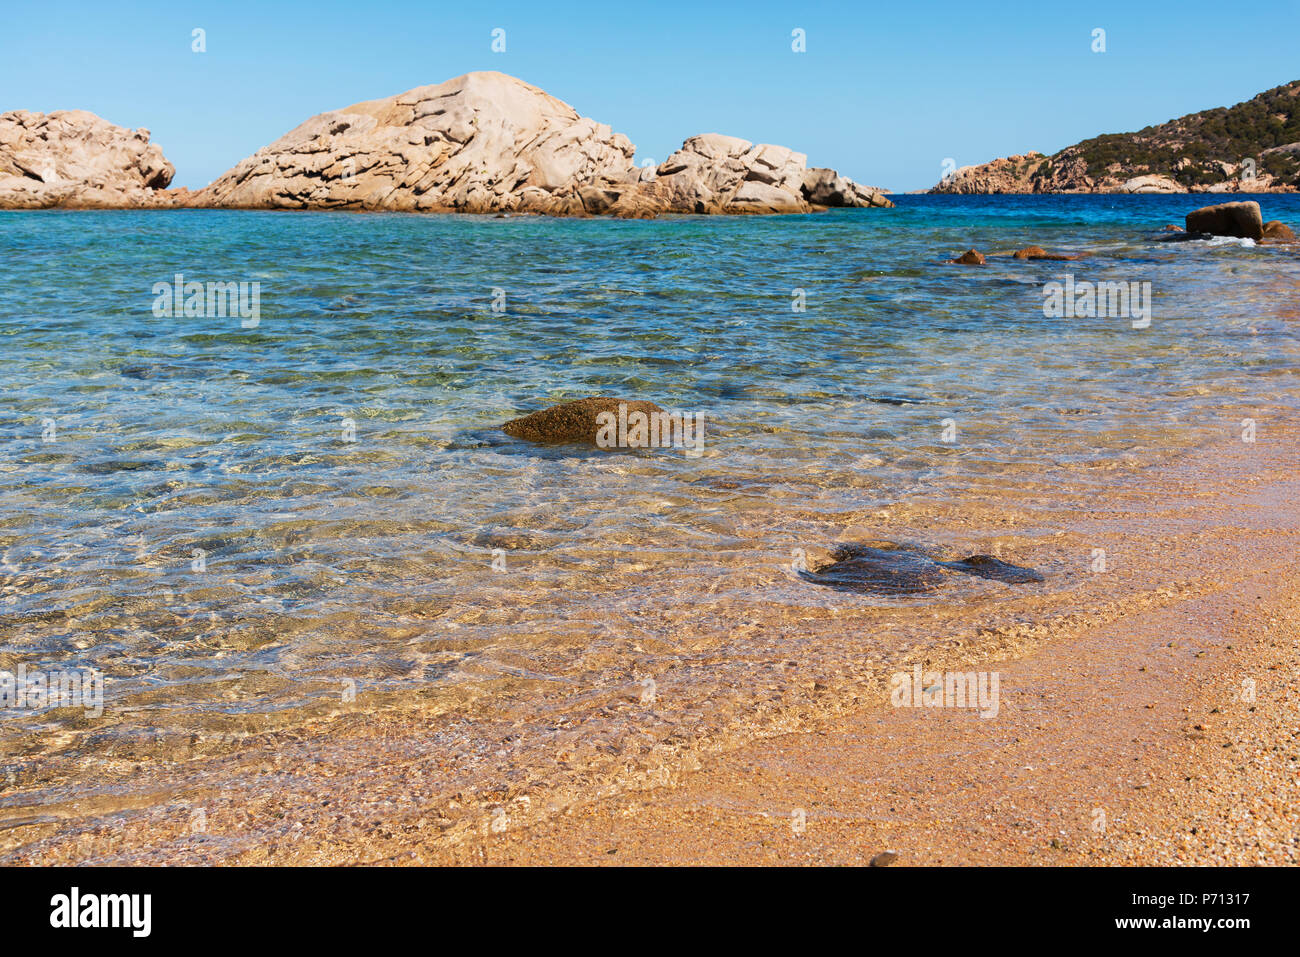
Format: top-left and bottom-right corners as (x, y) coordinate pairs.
(1067, 81), (1300, 187)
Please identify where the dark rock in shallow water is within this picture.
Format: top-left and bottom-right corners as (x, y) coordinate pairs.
(868, 394), (926, 406)
(1185, 201), (1263, 240)
(78, 459), (164, 474)
(502, 396), (665, 445)
(800, 543), (948, 595)
(939, 554), (1045, 584)
(801, 543), (1044, 595)
(949, 248), (986, 265)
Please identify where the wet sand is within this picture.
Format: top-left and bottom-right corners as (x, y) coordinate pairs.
(5, 420), (1297, 866)
(464, 440), (1300, 866)
(475, 550), (1300, 866)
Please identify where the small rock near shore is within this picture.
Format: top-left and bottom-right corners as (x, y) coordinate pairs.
(1262, 220), (1297, 243)
(870, 851), (899, 867)
(951, 249), (986, 265)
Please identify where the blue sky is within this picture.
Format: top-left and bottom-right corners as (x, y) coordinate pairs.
(4, 0), (1298, 192)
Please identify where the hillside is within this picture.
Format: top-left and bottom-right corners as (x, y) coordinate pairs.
(932, 81), (1300, 193)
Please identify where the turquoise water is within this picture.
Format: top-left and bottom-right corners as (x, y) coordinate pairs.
(2, 196), (1300, 823)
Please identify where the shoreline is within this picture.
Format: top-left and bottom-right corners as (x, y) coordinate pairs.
(444, 426), (1300, 865)
(472, 550), (1300, 865)
(4, 420), (1297, 865)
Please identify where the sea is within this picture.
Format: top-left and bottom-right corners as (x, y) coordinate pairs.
(2, 194), (1299, 857)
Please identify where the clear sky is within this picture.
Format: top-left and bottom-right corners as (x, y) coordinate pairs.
(4, 0), (1298, 192)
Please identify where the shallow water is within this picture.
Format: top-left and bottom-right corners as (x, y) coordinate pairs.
(3, 196), (1300, 847)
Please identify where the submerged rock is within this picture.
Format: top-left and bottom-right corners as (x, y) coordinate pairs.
(801, 542), (1044, 595)
(938, 554), (1045, 584)
(1011, 245), (1082, 261)
(502, 396), (664, 445)
(800, 543), (948, 595)
(0, 109), (176, 208)
(1185, 200), (1264, 240)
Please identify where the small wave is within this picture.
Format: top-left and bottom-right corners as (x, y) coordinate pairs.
(1195, 236), (1257, 248)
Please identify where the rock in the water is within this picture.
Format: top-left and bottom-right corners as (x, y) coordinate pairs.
(1262, 220), (1297, 242)
(801, 167), (892, 208)
(609, 133), (891, 215)
(1185, 201), (1264, 240)
(800, 543), (948, 595)
(951, 249), (986, 265)
(502, 396), (665, 445)
(0, 109), (176, 208)
(1011, 245), (1080, 261)
(197, 72), (636, 213)
(931, 152), (1053, 194)
(801, 543), (1044, 595)
(196, 72), (892, 216)
(940, 555), (1045, 584)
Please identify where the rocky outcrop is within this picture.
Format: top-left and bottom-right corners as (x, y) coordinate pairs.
(0, 74), (889, 215)
(194, 72), (891, 215)
(601, 133), (890, 215)
(934, 153), (1049, 194)
(1119, 174), (1185, 194)
(802, 166), (890, 208)
(0, 110), (176, 208)
(196, 72), (636, 213)
(948, 249), (985, 265)
(1185, 201), (1264, 240)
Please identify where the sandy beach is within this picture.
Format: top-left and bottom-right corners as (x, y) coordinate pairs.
(476, 542), (1300, 866)
(421, 426), (1300, 865)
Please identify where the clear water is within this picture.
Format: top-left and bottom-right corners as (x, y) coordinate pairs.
(2, 195), (1299, 845)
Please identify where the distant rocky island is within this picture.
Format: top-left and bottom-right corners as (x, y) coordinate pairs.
(0, 71), (891, 216)
(932, 80), (1300, 194)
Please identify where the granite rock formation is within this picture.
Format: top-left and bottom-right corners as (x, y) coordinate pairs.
(0, 109), (177, 208)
